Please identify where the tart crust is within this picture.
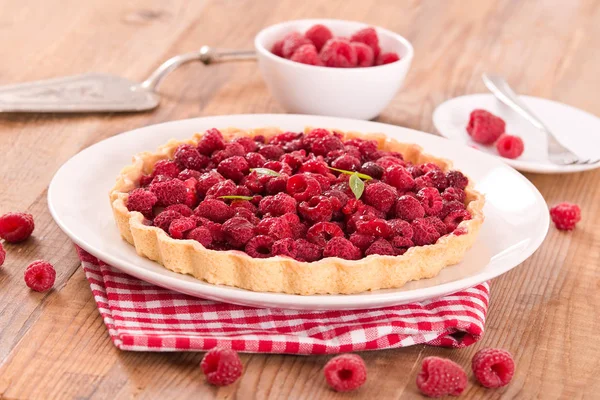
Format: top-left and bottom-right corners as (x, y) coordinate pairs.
(110, 127), (485, 295)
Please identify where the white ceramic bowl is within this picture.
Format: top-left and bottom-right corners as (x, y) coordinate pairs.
(254, 19), (414, 120)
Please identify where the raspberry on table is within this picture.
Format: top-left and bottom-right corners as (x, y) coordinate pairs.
(467, 109), (506, 145)
(259, 193), (297, 216)
(549, 202), (581, 230)
(150, 179), (187, 207)
(222, 217), (255, 247)
(323, 354), (367, 392)
(153, 210), (183, 232)
(197, 128), (226, 156)
(195, 199), (234, 223)
(305, 24), (333, 52)
(168, 217), (197, 239)
(496, 134), (525, 159)
(272, 237), (298, 258)
(417, 187), (443, 216)
(365, 238), (395, 256)
(217, 156), (249, 183)
(299, 196), (334, 223)
(444, 209), (472, 232)
(281, 31), (312, 58)
(364, 181), (397, 213)
(200, 348), (243, 386)
(294, 238), (322, 262)
(412, 218), (441, 246)
(320, 38), (357, 68)
(24, 260), (56, 292)
(0, 242), (5, 267)
(0, 212), (35, 243)
(384, 165), (415, 191)
(472, 348), (515, 388)
(152, 159), (180, 178)
(174, 144), (209, 171)
(323, 237), (362, 260)
(395, 195), (425, 221)
(376, 52), (400, 65)
(187, 226), (213, 247)
(126, 189), (158, 218)
(352, 42), (375, 67)
(290, 44), (324, 66)
(350, 27), (380, 57)
(416, 356), (467, 397)
(245, 235), (275, 258)
(306, 222), (344, 247)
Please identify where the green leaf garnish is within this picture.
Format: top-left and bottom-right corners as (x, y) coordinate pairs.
(219, 195), (254, 201)
(349, 172), (365, 200)
(250, 168), (281, 177)
(328, 166), (372, 181)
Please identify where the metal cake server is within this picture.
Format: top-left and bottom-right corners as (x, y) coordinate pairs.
(0, 46), (256, 113)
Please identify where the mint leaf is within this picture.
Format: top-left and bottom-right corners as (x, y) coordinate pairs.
(218, 195), (253, 201)
(328, 166), (372, 181)
(349, 172), (365, 200)
(250, 168), (281, 177)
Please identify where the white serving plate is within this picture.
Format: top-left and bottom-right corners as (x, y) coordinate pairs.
(48, 114), (549, 310)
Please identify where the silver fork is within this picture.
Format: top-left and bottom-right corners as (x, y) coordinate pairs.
(482, 73), (598, 166)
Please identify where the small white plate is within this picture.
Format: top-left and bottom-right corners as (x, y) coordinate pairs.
(48, 114), (549, 310)
(432, 94), (600, 174)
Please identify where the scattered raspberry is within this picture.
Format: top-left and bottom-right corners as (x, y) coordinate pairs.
(360, 162), (384, 180)
(395, 195), (425, 221)
(331, 154), (361, 171)
(152, 159), (180, 178)
(259, 193), (297, 216)
(164, 204), (193, 217)
(549, 202), (581, 230)
(441, 187), (466, 203)
(150, 179), (187, 207)
(197, 128), (225, 156)
(0, 243), (5, 267)
(245, 235), (275, 258)
(417, 356), (467, 397)
(272, 237), (298, 258)
(426, 216), (448, 236)
(126, 189), (157, 218)
(496, 134), (524, 159)
(305, 24), (333, 52)
(350, 27), (380, 57)
(417, 187), (443, 216)
(24, 260), (56, 292)
(196, 171), (225, 196)
(195, 199), (234, 223)
(271, 40), (284, 57)
(281, 31), (312, 58)
(212, 142), (246, 165)
(446, 170), (468, 189)
(169, 217), (197, 239)
(352, 42), (375, 67)
(412, 218), (441, 246)
(258, 144), (285, 160)
(187, 226), (213, 247)
(217, 156), (249, 183)
(178, 169), (202, 181)
(323, 237), (362, 260)
(0, 212), (35, 243)
(306, 222), (344, 246)
(365, 238), (395, 256)
(153, 210), (182, 232)
(467, 109), (506, 145)
(222, 217), (255, 247)
(245, 152), (267, 168)
(356, 218), (392, 238)
(363, 181), (396, 213)
(299, 196), (334, 223)
(376, 52), (400, 65)
(384, 165), (415, 191)
(233, 136), (258, 153)
(294, 238), (322, 262)
(323, 354), (367, 392)
(200, 348), (243, 386)
(444, 209), (472, 232)
(290, 44), (324, 66)
(472, 348), (515, 388)
(174, 144), (209, 171)
(320, 38), (357, 68)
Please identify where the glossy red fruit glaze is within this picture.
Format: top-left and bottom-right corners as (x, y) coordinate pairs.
(290, 44), (324, 66)
(350, 27), (380, 57)
(281, 31), (312, 58)
(245, 235), (275, 258)
(217, 156), (249, 183)
(323, 237), (362, 260)
(187, 226), (213, 247)
(294, 238), (322, 262)
(153, 210), (182, 232)
(195, 199), (234, 223)
(416, 187), (443, 216)
(384, 165), (415, 191)
(323, 354), (367, 392)
(0, 243), (5, 267)
(0, 212), (35, 243)
(446, 170), (468, 189)
(150, 179), (187, 207)
(305, 24), (333, 52)
(259, 193), (297, 216)
(356, 218), (392, 238)
(197, 128), (225, 156)
(496, 134), (525, 159)
(363, 181), (396, 213)
(299, 196), (334, 223)
(233, 136), (258, 153)
(152, 159), (180, 178)
(365, 238), (395, 256)
(549, 202), (581, 230)
(320, 38), (357, 68)
(467, 109), (506, 145)
(222, 217), (255, 247)
(412, 218), (441, 246)
(306, 222), (344, 247)
(196, 171), (225, 196)
(272, 238), (298, 258)
(352, 42), (375, 67)
(472, 348), (515, 389)
(377, 52), (400, 65)
(174, 144), (209, 171)
(24, 260), (56, 292)
(245, 152), (267, 168)
(395, 195), (425, 221)
(258, 144), (285, 160)
(200, 348), (243, 386)
(126, 188), (157, 218)
(168, 217), (197, 239)
(417, 356), (467, 397)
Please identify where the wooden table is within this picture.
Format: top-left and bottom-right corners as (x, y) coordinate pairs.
(1, 0), (599, 398)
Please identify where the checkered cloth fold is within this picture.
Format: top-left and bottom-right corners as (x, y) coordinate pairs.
(76, 246), (489, 354)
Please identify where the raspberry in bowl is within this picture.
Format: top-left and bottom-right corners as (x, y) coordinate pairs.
(254, 19), (414, 120)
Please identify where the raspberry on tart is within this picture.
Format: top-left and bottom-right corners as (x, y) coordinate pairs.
(110, 126), (484, 295)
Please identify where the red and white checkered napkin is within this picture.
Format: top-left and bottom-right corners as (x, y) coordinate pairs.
(76, 247), (489, 354)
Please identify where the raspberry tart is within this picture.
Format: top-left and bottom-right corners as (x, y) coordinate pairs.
(110, 127), (484, 295)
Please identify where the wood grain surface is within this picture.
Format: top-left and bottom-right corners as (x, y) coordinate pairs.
(0, 0), (599, 398)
